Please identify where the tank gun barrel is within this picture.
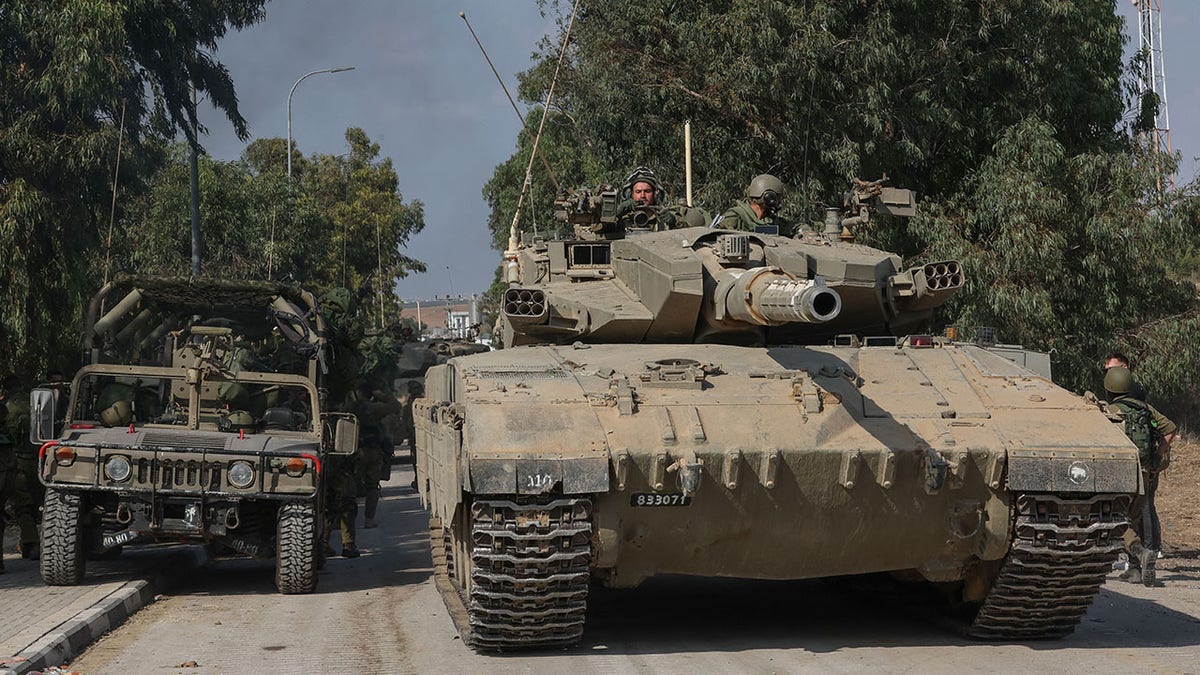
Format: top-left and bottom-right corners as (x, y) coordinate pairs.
(714, 267), (842, 326)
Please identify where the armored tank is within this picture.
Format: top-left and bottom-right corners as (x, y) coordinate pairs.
(414, 180), (1138, 649)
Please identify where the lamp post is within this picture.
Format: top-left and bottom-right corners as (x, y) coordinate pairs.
(287, 66), (355, 179)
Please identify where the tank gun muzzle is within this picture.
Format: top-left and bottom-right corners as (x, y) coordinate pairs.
(714, 268), (842, 326)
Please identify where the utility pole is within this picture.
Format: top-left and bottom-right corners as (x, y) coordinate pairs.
(189, 82), (201, 277)
(1133, 0), (1174, 193)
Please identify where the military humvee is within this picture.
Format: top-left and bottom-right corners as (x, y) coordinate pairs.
(29, 276), (357, 593)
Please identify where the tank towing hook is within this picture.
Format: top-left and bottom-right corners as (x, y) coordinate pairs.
(667, 453), (704, 495)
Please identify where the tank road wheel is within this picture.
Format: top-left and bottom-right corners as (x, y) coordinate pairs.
(276, 502), (319, 594)
(464, 497), (593, 650)
(41, 489), (86, 586)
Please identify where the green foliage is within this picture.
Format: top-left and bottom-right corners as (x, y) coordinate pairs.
(485, 0), (1200, 419)
(113, 128), (426, 326)
(0, 0), (266, 377)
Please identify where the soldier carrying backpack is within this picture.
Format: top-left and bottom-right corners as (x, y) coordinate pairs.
(1104, 366), (1176, 587)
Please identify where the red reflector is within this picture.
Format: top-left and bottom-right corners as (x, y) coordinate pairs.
(39, 441), (60, 458)
(69, 423), (95, 430)
(54, 447), (76, 461)
(301, 453), (322, 475)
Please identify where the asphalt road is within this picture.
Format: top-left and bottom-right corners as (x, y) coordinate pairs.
(69, 468), (1200, 674)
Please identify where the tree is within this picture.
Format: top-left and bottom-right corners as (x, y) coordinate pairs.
(115, 128), (426, 327)
(0, 0), (267, 376)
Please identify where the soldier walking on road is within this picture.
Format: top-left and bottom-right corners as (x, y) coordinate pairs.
(1, 376), (41, 571)
(352, 381), (401, 529)
(1103, 366), (1175, 586)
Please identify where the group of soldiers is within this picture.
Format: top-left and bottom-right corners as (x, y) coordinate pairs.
(613, 167), (791, 236)
(0, 373), (52, 573)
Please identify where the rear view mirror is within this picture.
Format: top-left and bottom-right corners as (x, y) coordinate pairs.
(30, 388), (56, 443)
(333, 417), (358, 456)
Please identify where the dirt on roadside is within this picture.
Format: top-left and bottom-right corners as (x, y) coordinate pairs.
(1156, 436), (1200, 557)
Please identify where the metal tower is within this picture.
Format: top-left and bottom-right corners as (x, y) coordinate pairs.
(1133, 0), (1174, 191)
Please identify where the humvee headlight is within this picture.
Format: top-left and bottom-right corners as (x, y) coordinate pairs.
(228, 460), (256, 489)
(104, 455), (132, 483)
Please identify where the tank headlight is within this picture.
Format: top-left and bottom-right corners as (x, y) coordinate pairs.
(228, 460), (256, 489)
(104, 455), (132, 482)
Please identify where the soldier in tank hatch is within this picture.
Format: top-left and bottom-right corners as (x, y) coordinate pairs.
(712, 173), (793, 237)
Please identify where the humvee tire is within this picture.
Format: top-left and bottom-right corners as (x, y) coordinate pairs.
(276, 502), (319, 594)
(41, 489), (85, 585)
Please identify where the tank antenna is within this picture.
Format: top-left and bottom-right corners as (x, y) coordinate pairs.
(505, 0), (580, 257)
(684, 120), (693, 207)
(460, 12), (560, 193)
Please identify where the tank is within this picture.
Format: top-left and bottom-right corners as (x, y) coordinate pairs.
(414, 179), (1138, 649)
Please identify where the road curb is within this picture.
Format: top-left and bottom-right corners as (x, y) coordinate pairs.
(1, 574), (162, 675)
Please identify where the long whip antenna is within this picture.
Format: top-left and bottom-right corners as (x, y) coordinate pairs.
(460, 11), (560, 192)
(505, 0), (580, 256)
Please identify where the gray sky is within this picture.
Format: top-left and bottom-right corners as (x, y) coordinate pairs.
(202, 2), (1198, 301)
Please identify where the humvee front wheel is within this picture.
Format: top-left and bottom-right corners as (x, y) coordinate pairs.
(41, 489), (85, 585)
(276, 502), (319, 594)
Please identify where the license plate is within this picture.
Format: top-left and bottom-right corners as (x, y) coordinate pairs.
(630, 493), (692, 507)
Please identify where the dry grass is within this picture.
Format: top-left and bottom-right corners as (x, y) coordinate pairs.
(1157, 435), (1200, 556)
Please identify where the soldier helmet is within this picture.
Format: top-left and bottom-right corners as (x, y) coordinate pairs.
(621, 166), (663, 201)
(1103, 366), (1134, 395)
(319, 287), (356, 317)
(745, 174), (784, 198)
(100, 399), (133, 427)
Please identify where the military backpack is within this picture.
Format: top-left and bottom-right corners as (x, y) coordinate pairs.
(1112, 398), (1159, 467)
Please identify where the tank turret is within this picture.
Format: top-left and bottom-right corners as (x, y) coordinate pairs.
(497, 180), (963, 348)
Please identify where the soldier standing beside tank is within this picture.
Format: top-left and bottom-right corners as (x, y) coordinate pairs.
(1104, 352), (1150, 401)
(713, 174), (793, 237)
(1103, 366), (1175, 587)
(352, 381), (401, 529)
(1, 375), (41, 568)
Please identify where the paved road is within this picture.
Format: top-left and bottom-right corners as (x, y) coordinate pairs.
(69, 467), (1200, 674)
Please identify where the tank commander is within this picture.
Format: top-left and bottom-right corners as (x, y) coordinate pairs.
(616, 166), (676, 231)
(712, 173), (793, 237)
(1103, 366), (1174, 587)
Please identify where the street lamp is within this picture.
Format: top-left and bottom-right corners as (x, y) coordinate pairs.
(287, 66), (355, 179)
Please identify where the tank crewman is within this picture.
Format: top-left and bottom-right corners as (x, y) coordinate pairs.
(1104, 352), (1149, 401)
(1, 376), (41, 567)
(352, 381), (402, 529)
(616, 166), (677, 231)
(712, 173), (793, 237)
(1103, 366), (1175, 587)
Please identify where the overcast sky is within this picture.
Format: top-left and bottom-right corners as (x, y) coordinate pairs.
(202, 2), (1198, 301)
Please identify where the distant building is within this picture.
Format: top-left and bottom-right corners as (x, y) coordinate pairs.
(400, 295), (482, 340)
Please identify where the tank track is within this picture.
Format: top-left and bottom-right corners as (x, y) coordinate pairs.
(430, 497), (593, 650)
(968, 493), (1130, 639)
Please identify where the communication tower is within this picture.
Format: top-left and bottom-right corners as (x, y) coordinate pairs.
(1132, 0), (1174, 191)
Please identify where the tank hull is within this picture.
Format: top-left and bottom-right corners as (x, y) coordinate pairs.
(416, 342), (1138, 646)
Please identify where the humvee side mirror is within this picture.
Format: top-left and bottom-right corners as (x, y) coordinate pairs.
(30, 388), (56, 443)
(332, 417), (358, 456)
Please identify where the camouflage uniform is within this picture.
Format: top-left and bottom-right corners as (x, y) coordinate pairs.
(713, 201), (794, 237)
(1, 397), (40, 566)
(352, 388), (401, 528)
(324, 453), (359, 557)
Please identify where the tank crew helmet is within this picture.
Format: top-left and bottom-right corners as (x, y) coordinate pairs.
(1104, 366), (1134, 396)
(745, 174), (785, 212)
(318, 287), (356, 317)
(100, 399), (133, 427)
(621, 166), (663, 204)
